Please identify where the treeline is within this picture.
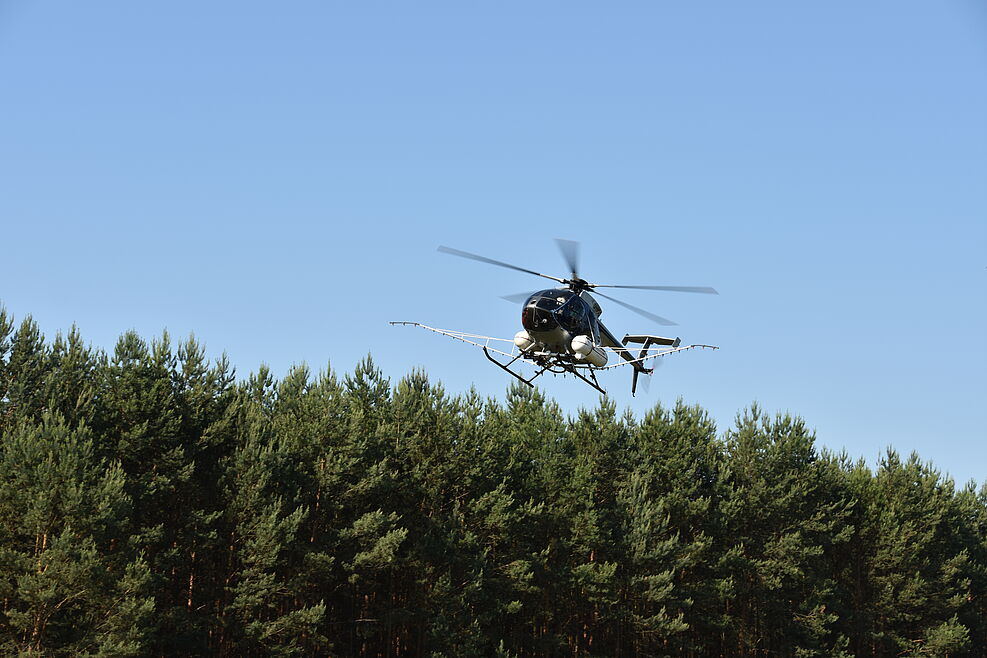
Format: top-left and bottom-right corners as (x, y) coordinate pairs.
(0, 309), (985, 657)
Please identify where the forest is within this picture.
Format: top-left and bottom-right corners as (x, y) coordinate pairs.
(0, 307), (985, 657)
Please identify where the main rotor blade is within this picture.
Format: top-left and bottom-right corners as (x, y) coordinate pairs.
(593, 284), (719, 294)
(437, 246), (566, 284)
(593, 290), (678, 326)
(555, 238), (580, 279)
(501, 291), (539, 304)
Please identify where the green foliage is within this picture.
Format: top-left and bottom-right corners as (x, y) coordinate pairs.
(0, 310), (985, 656)
(0, 414), (154, 656)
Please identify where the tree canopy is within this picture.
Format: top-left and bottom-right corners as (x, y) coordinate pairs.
(1, 308), (984, 656)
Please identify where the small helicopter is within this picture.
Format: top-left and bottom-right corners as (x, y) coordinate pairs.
(391, 239), (718, 395)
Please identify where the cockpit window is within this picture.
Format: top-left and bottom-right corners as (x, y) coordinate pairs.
(520, 290), (597, 340)
(531, 290), (570, 306)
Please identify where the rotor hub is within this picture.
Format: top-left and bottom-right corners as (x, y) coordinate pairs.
(565, 277), (592, 293)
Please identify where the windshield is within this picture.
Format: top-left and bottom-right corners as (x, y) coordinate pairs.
(525, 289), (574, 310)
(522, 290), (599, 342)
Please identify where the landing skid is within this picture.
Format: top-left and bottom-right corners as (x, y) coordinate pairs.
(482, 347), (607, 395)
(568, 365), (607, 395)
(482, 347), (543, 388)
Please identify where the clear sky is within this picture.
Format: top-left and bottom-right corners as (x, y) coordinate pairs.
(2, 2), (985, 484)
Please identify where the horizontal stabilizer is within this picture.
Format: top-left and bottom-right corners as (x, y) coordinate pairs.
(623, 334), (680, 348)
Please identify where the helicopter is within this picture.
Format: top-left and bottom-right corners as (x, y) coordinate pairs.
(390, 239), (718, 395)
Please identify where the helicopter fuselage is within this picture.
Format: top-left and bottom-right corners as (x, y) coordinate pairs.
(515, 289), (608, 366)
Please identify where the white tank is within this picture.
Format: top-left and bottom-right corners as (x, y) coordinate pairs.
(571, 335), (608, 367)
(514, 330), (535, 351)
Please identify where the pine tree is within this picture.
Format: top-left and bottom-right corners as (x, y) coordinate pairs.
(618, 400), (727, 656)
(846, 450), (973, 656)
(89, 330), (243, 653)
(718, 406), (854, 656)
(1, 316), (52, 431)
(0, 413), (154, 655)
(219, 368), (328, 656)
(44, 325), (99, 428)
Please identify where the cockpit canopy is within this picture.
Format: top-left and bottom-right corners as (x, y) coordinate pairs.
(521, 289), (600, 342)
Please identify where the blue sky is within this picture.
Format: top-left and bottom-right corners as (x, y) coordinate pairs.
(2, 2), (985, 484)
